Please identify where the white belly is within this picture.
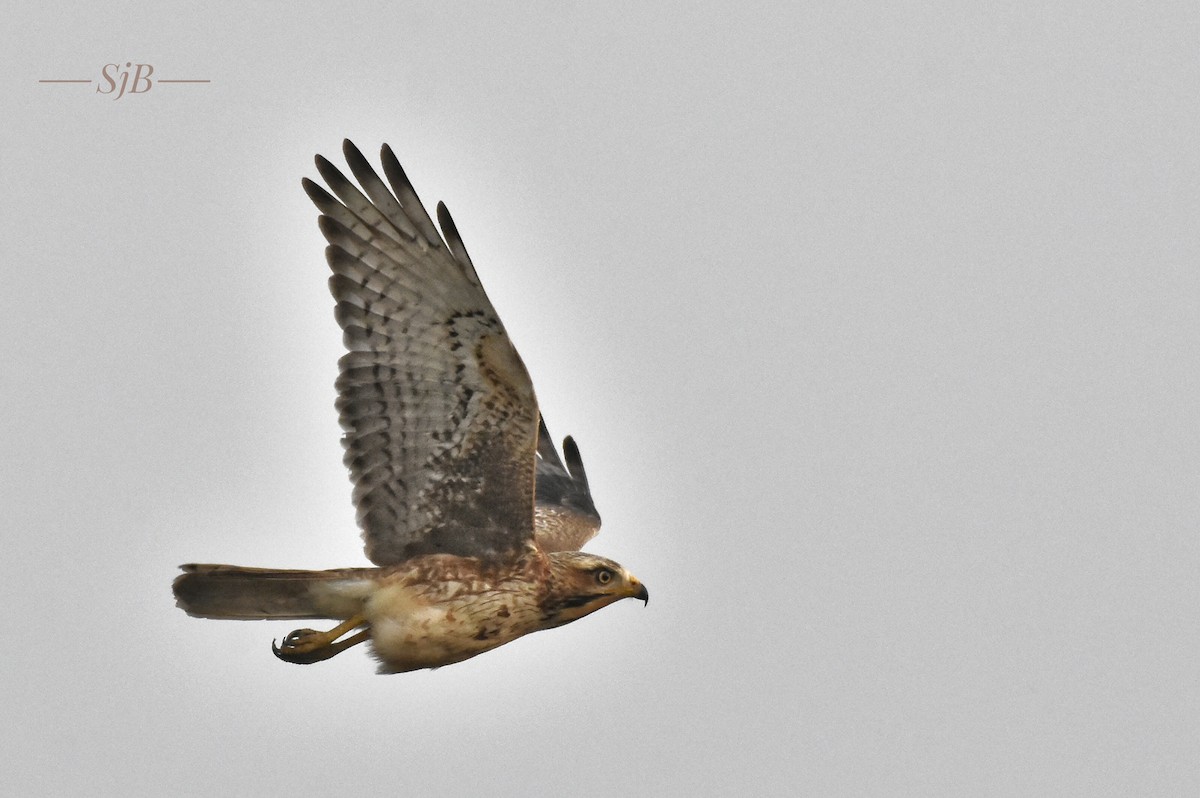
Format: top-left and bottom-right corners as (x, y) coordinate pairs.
(363, 580), (539, 673)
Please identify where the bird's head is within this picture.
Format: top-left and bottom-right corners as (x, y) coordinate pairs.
(541, 551), (648, 627)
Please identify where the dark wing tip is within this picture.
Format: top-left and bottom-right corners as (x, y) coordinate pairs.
(314, 154), (350, 192)
(537, 415), (565, 468)
(341, 139), (372, 176)
(302, 177), (335, 207)
(437, 201), (476, 273)
(436, 201), (457, 237)
(342, 139), (386, 191)
(562, 436), (590, 486)
(316, 213), (339, 237)
(317, 215), (360, 251)
(378, 144), (444, 246)
(379, 143), (412, 192)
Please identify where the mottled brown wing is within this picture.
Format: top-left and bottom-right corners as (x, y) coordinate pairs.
(304, 140), (539, 565)
(534, 416), (602, 551)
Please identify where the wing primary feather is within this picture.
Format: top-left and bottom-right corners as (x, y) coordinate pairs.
(342, 139), (421, 242)
(436, 201), (482, 287)
(314, 154), (364, 207)
(322, 224), (466, 310)
(532, 426), (602, 551)
(302, 177), (337, 209)
(378, 143), (445, 247)
(562, 436), (591, 487)
(537, 416), (564, 469)
(315, 155), (414, 252)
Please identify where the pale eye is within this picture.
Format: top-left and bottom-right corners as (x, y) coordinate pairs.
(596, 569), (614, 585)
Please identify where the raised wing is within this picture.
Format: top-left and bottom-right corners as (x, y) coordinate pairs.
(534, 416), (602, 551)
(304, 141), (539, 565)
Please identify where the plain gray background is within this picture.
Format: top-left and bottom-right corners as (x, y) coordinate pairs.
(2, 3), (1197, 795)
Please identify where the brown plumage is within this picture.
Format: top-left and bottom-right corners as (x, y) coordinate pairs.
(172, 141), (646, 673)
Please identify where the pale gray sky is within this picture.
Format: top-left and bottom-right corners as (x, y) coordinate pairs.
(2, 2), (1198, 795)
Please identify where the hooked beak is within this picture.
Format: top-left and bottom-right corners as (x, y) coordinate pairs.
(629, 577), (649, 606)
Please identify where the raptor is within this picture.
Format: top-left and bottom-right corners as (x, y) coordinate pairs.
(172, 141), (646, 673)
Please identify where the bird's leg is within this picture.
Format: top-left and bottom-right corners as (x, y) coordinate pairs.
(272, 614), (370, 664)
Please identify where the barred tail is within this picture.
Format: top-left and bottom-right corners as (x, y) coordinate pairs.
(172, 564), (372, 620)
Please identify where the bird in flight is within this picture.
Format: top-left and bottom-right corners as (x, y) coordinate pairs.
(172, 141), (647, 673)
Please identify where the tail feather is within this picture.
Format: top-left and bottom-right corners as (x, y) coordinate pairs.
(172, 564), (373, 620)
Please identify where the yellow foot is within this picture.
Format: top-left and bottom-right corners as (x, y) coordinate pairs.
(272, 615), (369, 665)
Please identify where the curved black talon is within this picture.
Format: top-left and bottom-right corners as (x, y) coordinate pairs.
(282, 629), (317, 645)
(273, 638), (325, 665)
(269, 616), (369, 666)
(272, 628), (328, 665)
